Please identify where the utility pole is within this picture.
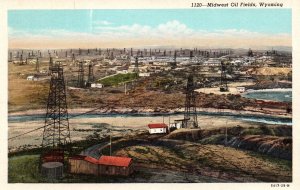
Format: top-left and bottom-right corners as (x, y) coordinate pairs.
(109, 129), (112, 156)
(225, 120), (228, 146)
(124, 82), (127, 95)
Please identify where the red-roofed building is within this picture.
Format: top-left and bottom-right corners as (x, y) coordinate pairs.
(98, 156), (133, 176)
(69, 155), (98, 175)
(68, 155), (133, 176)
(148, 123), (168, 134)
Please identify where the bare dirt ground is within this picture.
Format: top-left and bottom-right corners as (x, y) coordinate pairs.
(195, 81), (255, 95)
(8, 114), (268, 152)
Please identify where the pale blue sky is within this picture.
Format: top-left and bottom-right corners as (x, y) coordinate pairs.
(8, 9), (291, 35)
(8, 9), (292, 49)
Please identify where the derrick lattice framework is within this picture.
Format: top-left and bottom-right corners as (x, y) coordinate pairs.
(134, 56), (139, 73)
(220, 61), (228, 92)
(183, 74), (198, 128)
(88, 64), (94, 83)
(77, 62), (85, 88)
(42, 65), (71, 148)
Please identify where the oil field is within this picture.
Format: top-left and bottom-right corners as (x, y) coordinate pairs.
(8, 9), (292, 183)
(8, 47), (292, 182)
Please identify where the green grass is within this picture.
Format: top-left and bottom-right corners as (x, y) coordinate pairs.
(98, 73), (138, 86)
(8, 155), (41, 183)
(8, 154), (137, 183)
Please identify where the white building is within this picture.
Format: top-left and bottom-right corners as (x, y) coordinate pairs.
(27, 75), (39, 81)
(139, 72), (151, 77)
(117, 70), (128, 74)
(169, 121), (182, 129)
(203, 58), (221, 66)
(91, 83), (104, 88)
(148, 123), (168, 134)
(236, 86), (246, 93)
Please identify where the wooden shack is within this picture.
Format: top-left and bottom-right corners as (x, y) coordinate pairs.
(98, 156), (133, 176)
(68, 155), (133, 176)
(69, 155), (133, 176)
(68, 155), (98, 175)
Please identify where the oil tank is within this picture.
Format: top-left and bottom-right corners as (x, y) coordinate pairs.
(41, 162), (63, 179)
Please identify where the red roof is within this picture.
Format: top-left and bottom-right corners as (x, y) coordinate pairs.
(84, 156), (99, 164)
(98, 156), (132, 167)
(148, 123), (168, 129)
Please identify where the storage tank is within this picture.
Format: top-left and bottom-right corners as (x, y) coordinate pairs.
(41, 162), (63, 179)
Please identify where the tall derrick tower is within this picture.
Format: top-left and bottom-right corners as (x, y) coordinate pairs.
(183, 74), (198, 128)
(77, 62), (85, 88)
(42, 64), (71, 148)
(220, 61), (228, 92)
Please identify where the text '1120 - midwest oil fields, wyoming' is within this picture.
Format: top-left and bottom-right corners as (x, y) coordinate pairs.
(7, 9), (292, 183)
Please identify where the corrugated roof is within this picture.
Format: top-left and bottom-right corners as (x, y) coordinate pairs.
(148, 123), (168, 129)
(98, 156), (132, 167)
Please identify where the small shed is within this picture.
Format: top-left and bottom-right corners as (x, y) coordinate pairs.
(236, 86), (246, 93)
(148, 123), (168, 134)
(27, 75), (38, 81)
(169, 120), (183, 129)
(69, 155), (133, 177)
(98, 156), (133, 176)
(68, 155), (98, 176)
(91, 83), (104, 88)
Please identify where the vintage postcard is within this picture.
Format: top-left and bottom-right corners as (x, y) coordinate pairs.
(1, 0), (299, 189)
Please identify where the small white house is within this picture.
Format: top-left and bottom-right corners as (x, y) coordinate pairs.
(117, 70), (128, 74)
(139, 72), (151, 77)
(27, 75), (38, 81)
(169, 121), (182, 129)
(91, 83), (104, 89)
(148, 123), (168, 134)
(236, 86), (246, 93)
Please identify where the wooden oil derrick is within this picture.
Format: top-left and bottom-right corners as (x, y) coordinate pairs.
(183, 74), (198, 128)
(133, 56), (139, 73)
(36, 58), (40, 73)
(77, 62), (85, 88)
(9, 52), (12, 62)
(87, 64), (94, 83)
(42, 64), (71, 148)
(220, 61), (228, 92)
(72, 53), (75, 63)
(49, 57), (53, 71)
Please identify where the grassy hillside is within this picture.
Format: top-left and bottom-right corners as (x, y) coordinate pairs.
(98, 73), (138, 86)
